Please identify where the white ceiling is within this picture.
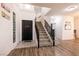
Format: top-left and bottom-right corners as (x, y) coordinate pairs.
(31, 3), (78, 9)
(31, 3), (79, 15)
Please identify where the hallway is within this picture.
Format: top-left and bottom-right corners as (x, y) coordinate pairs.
(8, 39), (79, 56)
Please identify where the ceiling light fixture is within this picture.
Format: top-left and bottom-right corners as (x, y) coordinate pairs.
(64, 5), (78, 11)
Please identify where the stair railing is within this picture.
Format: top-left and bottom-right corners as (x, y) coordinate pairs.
(51, 24), (55, 46)
(35, 22), (40, 48)
(44, 20), (55, 46)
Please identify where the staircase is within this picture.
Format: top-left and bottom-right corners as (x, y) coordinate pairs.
(36, 22), (52, 47)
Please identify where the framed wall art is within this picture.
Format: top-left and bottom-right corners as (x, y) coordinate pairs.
(1, 11), (10, 20)
(64, 21), (71, 30)
(1, 3), (10, 20)
(1, 3), (10, 13)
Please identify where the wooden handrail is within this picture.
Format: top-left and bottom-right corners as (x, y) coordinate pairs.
(35, 22), (40, 48)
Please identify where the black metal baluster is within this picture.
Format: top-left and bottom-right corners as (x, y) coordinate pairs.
(51, 24), (55, 46)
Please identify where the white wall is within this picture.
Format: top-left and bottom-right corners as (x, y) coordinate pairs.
(41, 7), (51, 16)
(53, 16), (63, 40)
(20, 9), (36, 42)
(42, 16), (63, 40)
(43, 15), (74, 40)
(62, 16), (74, 40)
(74, 15), (79, 38)
(50, 16), (74, 40)
(54, 16), (74, 40)
(0, 3), (21, 55)
(0, 3), (37, 55)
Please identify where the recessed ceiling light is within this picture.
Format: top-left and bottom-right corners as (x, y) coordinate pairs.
(64, 5), (78, 11)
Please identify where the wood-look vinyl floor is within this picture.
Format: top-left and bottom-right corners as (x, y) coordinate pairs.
(8, 39), (79, 56)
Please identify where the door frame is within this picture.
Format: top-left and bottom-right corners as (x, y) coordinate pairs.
(22, 20), (33, 41)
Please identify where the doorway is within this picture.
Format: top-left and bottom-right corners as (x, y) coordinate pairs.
(22, 20), (33, 41)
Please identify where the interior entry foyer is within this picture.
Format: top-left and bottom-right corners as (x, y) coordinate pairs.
(0, 3), (79, 56)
